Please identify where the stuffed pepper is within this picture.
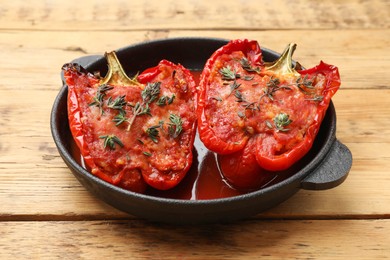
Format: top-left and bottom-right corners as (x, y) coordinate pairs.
(197, 39), (340, 189)
(62, 52), (197, 193)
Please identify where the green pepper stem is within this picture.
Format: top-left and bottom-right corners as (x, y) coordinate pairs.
(265, 43), (300, 77)
(100, 51), (140, 86)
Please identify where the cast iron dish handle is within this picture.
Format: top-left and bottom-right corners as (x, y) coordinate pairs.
(301, 139), (352, 190)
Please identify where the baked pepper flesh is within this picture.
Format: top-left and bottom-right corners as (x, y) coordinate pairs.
(63, 52), (197, 193)
(197, 39), (340, 189)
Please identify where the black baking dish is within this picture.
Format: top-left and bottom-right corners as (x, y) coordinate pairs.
(51, 37), (352, 224)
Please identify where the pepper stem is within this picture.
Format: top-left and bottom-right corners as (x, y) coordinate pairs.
(100, 51), (140, 86)
(265, 43), (300, 77)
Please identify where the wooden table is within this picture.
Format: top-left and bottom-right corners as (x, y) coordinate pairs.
(1, 0), (389, 258)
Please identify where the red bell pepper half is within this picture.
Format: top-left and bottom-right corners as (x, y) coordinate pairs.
(197, 39), (340, 189)
(62, 52), (197, 193)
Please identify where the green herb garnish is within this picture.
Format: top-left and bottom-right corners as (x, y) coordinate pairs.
(125, 82), (161, 131)
(260, 76), (291, 102)
(229, 80), (241, 94)
(143, 151), (152, 157)
(273, 113), (292, 132)
(157, 94), (176, 106)
(89, 84), (114, 115)
(99, 135), (124, 150)
(107, 95), (127, 111)
(146, 125), (161, 143)
(240, 57), (260, 73)
(142, 82), (161, 104)
(220, 66), (239, 81)
(168, 114), (183, 138)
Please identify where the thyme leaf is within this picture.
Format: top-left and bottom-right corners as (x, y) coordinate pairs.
(219, 66), (239, 81)
(143, 151), (152, 157)
(126, 102), (151, 131)
(107, 95), (127, 111)
(296, 74), (315, 94)
(211, 96), (222, 102)
(237, 111), (246, 119)
(146, 125), (161, 143)
(167, 94), (176, 104)
(297, 74), (314, 88)
(142, 82), (161, 104)
(243, 102), (259, 112)
(113, 110), (128, 126)
(157, 94), (176, 106)
(242, 75), (255, 81)
(265, 120), (273, 129)
(168, 114), (183, 139)
(234, 90), (246, 103)
(240, 57), (260, 73)
(99, 135), (124, 150)
(305, 95), (324, 102)
(260, 76), (291, 102)
(125, 81), (161, 132)
(273, 113), (292, 132)
(89, 84), (114, 115)
(156, 96), (168, 106)
(267, 76), (281, 89)
(229, 80), (241, 94)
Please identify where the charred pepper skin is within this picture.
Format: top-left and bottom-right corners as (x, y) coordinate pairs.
(197, 39), (341, 189)
(63, 52), (197, 193)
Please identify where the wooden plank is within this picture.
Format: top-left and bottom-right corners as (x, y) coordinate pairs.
(0, 220), (389, 259)
(0, 29), (389, 91)
(0, 0), (389, 30)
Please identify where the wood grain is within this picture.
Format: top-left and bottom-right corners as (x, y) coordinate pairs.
(0, 30), (389, 91)
(0, 220), (389, 259)
(0, 0), (389, 30)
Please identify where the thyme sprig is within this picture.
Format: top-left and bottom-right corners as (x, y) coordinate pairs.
(296, 74), (314, 92)
(260, 76), (292, 102)
(234, 90), (259, 118)
(220, 66), (240, 81)
(126, 102), (151, 131)
(273, 113), (292, 132)
(157, 94), (176, 106)
(305, 95), (324, 102)
(107, 95), (127, 111)
(229, 80), (241, 95)
(126, 82), (161, 131)
(99, 135), (124, 150)
(168, 114), (183, 139)
(240, 57), (260, 73)
(146, 124), (161, 143)
(220, 65), (255, 82)
(113, 110), (128, 126)
(142, 82), (161, 103)
(89, 84), (114, 115)
(296, 75), (324, 101)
